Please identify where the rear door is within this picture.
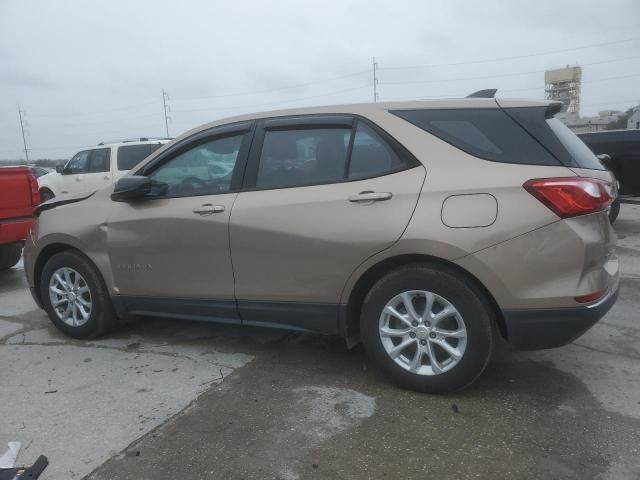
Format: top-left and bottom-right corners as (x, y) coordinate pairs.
(229, 115), (426, 332)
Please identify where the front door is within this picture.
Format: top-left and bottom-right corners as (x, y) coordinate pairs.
(106, 123), (254, 323)
(230, 116), (426, 332)
(60, 148), (112, 194)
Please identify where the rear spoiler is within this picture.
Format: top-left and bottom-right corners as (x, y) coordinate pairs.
(466, 89), (497, 98)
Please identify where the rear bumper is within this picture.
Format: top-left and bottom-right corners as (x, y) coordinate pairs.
(0, 217), (33, 245)
(502, 281), (620, 351)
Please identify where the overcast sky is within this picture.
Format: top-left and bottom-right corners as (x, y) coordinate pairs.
(1, 0), (639, 160)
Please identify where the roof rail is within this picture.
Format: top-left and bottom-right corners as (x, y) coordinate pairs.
(97, 137), (172, 146)
(466, 89), (497, 99)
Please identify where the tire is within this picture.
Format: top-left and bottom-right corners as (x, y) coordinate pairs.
(360, 264), (494, 393)
(40, 188), (54, 203)
(0, 243), (23, 270)
(40, 250), (117, 338)
(609, 199), (620, 225)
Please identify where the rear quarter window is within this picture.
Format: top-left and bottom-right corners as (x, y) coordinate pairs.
(391, 108), (561, 166)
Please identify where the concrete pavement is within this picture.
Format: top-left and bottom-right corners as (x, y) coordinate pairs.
(1, 206), (639, 479)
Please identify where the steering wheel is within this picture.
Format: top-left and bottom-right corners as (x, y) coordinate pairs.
(180, 176), (207, 193)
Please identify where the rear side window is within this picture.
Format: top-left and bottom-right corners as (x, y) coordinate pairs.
(546, 118), (604, 170)
(88, 148), (110, 172)
(392, 109), (561, 166)
(257, 128), (350, 189)
(348, 122), (408, 180)
(118, 144), (164, 171)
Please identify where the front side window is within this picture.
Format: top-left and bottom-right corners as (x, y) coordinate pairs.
(88, 148), (110, 173)
(256, 128), (350, 189)
(149, 134), (243, 197)
(67, 150), (91, 173)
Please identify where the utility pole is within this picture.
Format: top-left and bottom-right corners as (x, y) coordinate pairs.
(18, 107), (29, 162)
(372, 56), (378, 102)
(162, 88), (170, 137)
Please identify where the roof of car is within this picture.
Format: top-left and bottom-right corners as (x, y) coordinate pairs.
(170, 97), (557, 143)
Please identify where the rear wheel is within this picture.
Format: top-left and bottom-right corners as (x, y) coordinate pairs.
(39, 188), (54, 203)
(0, 243), (23, 270)
(360, 264), (494, 393)
(40, 250), (117, 338)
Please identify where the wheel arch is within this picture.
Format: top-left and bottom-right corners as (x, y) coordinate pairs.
(33, 243), (102, 307)
(342, 254), (507, 342)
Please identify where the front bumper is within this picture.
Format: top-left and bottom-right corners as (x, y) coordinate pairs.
(502, 281), (620, 351)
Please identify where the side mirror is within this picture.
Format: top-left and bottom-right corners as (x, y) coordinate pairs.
(111, 176), (167, 202)
(55, 165), (66, 174)
(597, 153), (613, 170)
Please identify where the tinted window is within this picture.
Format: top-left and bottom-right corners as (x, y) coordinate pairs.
(88, 148), (110, 173)
(149, 135), (243, 196)
(392, 109), (560, 166)
(67, 150), (91, 173)
(257, 128), (349, 188)
(348, 122), (413, 180)
(547, 118), (605, 170)
(118, 144), (164, 171)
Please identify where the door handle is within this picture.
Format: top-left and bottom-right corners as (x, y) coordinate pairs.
(348, 191), (393, 203)
(193, 204), (225, 215)
(75, 177), (81, 182)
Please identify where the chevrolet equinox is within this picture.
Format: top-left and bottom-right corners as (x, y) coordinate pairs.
(24, 93), (620, 393)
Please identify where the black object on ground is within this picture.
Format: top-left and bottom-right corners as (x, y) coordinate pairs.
(0, 455), (49, 479)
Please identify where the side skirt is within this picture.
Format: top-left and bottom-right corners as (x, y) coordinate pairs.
(112, 296), (345, 335)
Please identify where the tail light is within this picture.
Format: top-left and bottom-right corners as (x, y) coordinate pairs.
(28, 174), (40, 207)
(523, 177), (616, 219)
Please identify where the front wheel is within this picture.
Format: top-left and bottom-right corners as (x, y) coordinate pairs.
(40, 250), (117, 338)
(360, 264), (494, 393)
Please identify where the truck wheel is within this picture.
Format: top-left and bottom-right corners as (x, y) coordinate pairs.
(40, 250), (117, 338)
(609, 199), (621, 224)
(360, 264), (494, 393)
(0, 243), (23, 270)
(39, 188), (54, 203)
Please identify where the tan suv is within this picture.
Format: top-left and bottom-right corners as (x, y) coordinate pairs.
(23, 94), (619, 393)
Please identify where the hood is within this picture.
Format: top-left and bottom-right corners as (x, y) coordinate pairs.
(35, 191), (95, 216)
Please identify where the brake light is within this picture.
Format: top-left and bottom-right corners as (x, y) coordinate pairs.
(28, 174), (40, 207)
(523, 177), (615, 219)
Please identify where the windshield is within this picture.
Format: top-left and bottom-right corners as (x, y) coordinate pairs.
(547, 118), (605, 170)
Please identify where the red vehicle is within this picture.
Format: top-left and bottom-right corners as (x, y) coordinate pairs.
(0, 167), (40, 270)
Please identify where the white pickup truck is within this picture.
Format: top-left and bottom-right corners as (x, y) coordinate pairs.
(38, 138), (170, 202)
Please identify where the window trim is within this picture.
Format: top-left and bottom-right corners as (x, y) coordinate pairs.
(241, 114), (420, 192)
(135, 121), (256, 199)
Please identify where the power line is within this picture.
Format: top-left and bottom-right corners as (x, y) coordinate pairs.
(18, 107), (29, 162)
(380, 55), (640, 87)
(172, 69), (370, 103)
(172, 84), (370, 115)
(162, 88), (170, 137)
(378, 36), (640, 71)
